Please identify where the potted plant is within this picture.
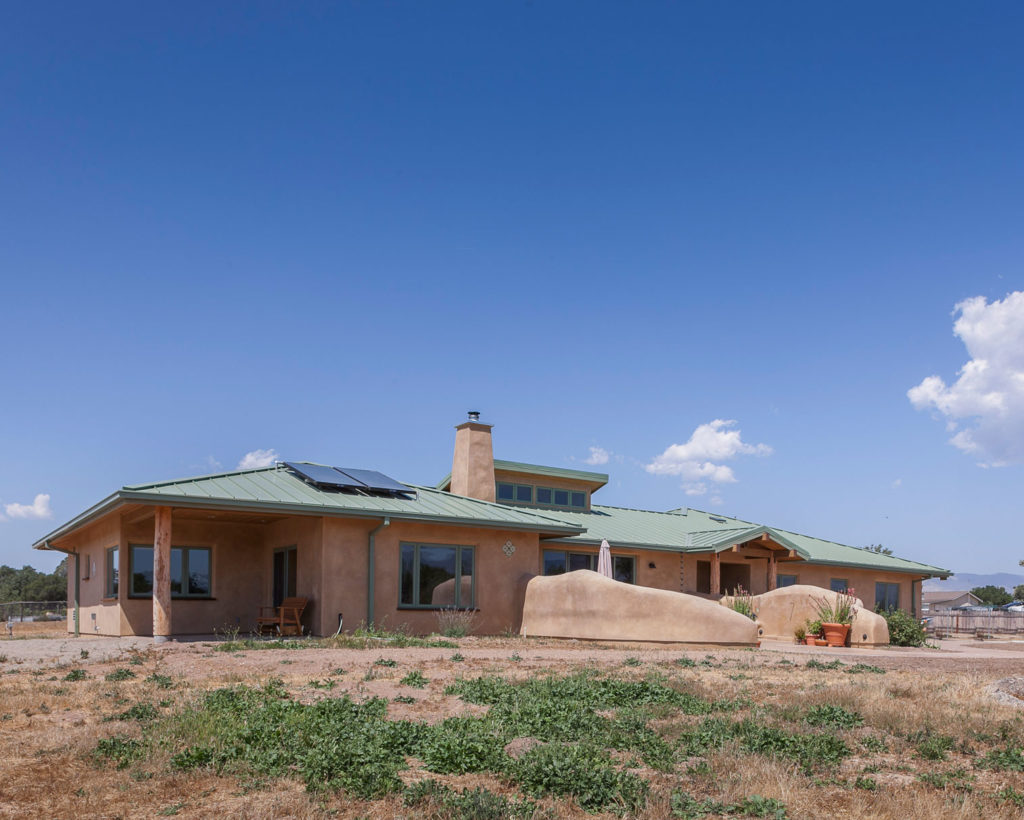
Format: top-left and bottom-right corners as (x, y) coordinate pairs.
(804, 619), (822, 646)
(814, 589), (857, 647)
(794, 623), (807, 644)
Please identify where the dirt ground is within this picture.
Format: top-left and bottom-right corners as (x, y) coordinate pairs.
(2, 633), (1024, 819)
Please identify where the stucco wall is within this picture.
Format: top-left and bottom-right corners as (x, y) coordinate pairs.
(366, 521), (542, 636)
(59, 513), (121, 636)
(118, 517), (267, 636)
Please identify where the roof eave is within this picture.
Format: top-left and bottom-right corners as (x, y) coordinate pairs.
(32, 492), (125, 549)
(117, 490), (586, 536)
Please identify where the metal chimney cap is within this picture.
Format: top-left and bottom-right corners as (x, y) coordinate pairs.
(467, 410), (481, 422)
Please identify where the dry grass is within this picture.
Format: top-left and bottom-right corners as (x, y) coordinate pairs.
(1, 644), (1024, 819)
(1, 620), (67, 640)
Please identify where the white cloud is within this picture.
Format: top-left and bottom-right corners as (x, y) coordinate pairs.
(237, 449), (279, 470)
(583, 446), (610, 466)
(645, 420), (772, 486)
(709, 495), (724, 507)
(908, 291), (1024, 466)
(891, 478), (902, 489)
(4, 493), (53, 520)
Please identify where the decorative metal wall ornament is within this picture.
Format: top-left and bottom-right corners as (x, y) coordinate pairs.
(502, 540), (516, 557)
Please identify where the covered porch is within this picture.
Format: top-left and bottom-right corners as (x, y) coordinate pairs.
(684, 530), (804, 597)
(108, 503), (325, 640)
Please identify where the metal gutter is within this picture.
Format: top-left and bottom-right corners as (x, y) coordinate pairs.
(33, 489), (583, 551)
(367, 518), (390, 627)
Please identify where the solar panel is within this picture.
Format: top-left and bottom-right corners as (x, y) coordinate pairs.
(284, 462), (412, 496)
(336, 467), (411, 495)
(284, 462), (368, 489)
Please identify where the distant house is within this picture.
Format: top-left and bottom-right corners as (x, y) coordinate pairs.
(34, 414), (948, 639)
(921, 590), (983, 612)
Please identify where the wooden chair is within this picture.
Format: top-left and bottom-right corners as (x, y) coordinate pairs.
(256, 597), (308, 636)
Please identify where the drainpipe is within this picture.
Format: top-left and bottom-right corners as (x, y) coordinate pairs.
(47, 542), (79, 637)
(367, 517), (390, 628)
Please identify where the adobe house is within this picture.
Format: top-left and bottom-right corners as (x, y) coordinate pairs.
(34, 414), (947, 640)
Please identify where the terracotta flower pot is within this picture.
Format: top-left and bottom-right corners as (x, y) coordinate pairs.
(821, 622), (850, 647)
(814, 638), (828, 646)
(804, 636), (817, 646)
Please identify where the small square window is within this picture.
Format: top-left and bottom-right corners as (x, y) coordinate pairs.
(830, 578), (848, 593)
(496, 483), (514, 501)
(777, 574), (798, 587)
(570, 491), (585, 508)
(515, 484), (532, 503)
(536, 488), (552, 504)
(554, 489), (570, 506)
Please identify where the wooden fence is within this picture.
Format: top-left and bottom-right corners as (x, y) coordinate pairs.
(925, 611), (1024, 636)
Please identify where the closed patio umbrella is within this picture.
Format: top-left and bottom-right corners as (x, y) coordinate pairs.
(597, 539), (613, 578)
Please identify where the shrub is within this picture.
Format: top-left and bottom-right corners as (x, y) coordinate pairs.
(981, 745), (1024, 771)
(881, 608), (927, 647)
(95, 737), (142, 769)
(400, 670), (428, 688)
(913, 732), (956, 761)
(63, 669), (87, 682)
(513, 742), (648, 812)
(728, 586), (758, 621)
(804, 705), (863, 729)
(418, 717), (508, 774)
(146, 673), (174, 689)
(435, 607), (476, 638)
(105, 668), (136, 682)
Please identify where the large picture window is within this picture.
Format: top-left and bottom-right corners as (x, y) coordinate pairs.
(400, 543), (474, 609)
(106, 546), (119, 598)
(542, 550), (635, 584)
(129, 545), (212, 598)
(875, 582), (900, 611)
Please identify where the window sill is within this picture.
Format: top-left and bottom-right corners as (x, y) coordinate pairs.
(397, 606), (479, 612)
(127, 596), (216, 601)
(101, 597), (118, 603)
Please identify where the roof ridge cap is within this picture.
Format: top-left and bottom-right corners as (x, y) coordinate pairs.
(124, 464), (281, 490)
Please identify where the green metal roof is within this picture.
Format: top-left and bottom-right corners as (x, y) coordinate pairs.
(33, 464), (583, 548)
(436, 460), (609, 490)
(539, 505), (948, 577)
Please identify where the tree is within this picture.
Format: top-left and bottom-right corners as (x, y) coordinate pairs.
(970, 585), (1012, 607)
(863, 544), (894, 555)
(1013, 584), (1024, 602)
(0, 561), (68, 603)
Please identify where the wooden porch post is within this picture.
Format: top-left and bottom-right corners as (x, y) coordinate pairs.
(768, 552), (777, 591)
(153, 506), (172, 643)
(710, 552), (721, 596)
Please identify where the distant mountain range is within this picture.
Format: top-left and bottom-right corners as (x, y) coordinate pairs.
(923, 573), (1024, 593)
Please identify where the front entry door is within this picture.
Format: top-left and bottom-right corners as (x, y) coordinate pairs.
(273, 547), (297, 608)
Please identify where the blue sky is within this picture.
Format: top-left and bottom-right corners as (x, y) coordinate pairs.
(2, 2), (1022, 574)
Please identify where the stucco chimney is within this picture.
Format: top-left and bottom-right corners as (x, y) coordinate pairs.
(450, 411), (495, 501)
